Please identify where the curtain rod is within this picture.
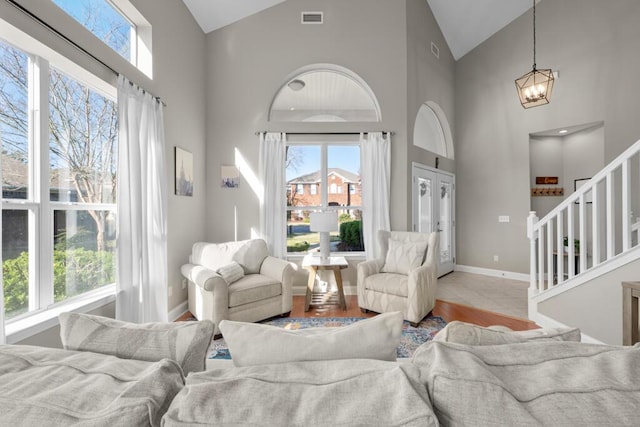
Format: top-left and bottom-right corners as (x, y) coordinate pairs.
(5, 0), (166, 107)
(254, 131), (394, 136)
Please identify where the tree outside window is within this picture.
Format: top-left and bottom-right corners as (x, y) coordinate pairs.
(1, 35), (117, 319)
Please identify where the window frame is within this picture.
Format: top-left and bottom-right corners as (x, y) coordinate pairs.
(285, 140), (364, 257)
(1, 34), (117, 331)
(48, 0), (153, 77)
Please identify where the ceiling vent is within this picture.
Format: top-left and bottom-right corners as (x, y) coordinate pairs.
(301, 12), (323, 24)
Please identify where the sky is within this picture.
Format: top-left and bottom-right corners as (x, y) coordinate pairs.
(51, 0), (131, 59)
(286, 145), (360, 181)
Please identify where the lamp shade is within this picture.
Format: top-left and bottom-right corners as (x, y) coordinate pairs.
(309, 211), (339, 232)
(515, 68), (555, 109)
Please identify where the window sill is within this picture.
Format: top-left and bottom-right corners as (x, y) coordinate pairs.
(287, 252), (366, 261)
(5, 285), (116, 344)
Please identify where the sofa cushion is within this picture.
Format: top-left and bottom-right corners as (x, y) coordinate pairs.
(219, 311), (404, 367)
(59, 313), (214, 374)
(364, 272), (408, 297)
(191, 239), (268, 274)
(0, 344), (184, 427)
(381, 239), (427, 274)
(216, 261), (245, 284)
(433, 321), (581, 345)
(162, 358), (438, 427)
(411, 340), (640, 425)
(228, 274), (281, 307)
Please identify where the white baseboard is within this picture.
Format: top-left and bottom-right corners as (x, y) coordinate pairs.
(169, 301), (189, 321)
(454, 264), (529, 282)
(531, 312), (604, 344)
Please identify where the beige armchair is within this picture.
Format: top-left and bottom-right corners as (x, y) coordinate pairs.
(357, 231), (439, 326)
(181, 239), (293, 335)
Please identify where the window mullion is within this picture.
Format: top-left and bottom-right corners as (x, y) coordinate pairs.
(33, 56), (53, 309)
(321, 144), (328, 208)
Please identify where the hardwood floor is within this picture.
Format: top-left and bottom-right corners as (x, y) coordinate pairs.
(180, 295), (539, 331)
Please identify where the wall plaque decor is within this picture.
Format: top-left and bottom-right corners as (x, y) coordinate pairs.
(535, 176), (559, 185)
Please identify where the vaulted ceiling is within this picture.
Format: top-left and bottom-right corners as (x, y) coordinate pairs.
(181, 0), (535, 60)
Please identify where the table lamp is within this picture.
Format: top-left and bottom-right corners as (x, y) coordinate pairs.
(309, 211), (339, 262)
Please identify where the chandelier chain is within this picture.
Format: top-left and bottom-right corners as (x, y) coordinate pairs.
(532, 0), (537, 69)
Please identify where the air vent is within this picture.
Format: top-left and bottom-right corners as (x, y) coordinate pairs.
(302, 12), (323, 24)
(431, 42), (440, 59)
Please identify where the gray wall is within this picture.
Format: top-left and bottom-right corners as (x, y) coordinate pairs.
(406, 0), (456, 226)
(530, 126), (604, 218)
(3, 0), (206, 345)
(204, 0), (408, 238)
(455, 0), (640, 273)
(538, 256), (640, 345)
(204, 0), (456, 245)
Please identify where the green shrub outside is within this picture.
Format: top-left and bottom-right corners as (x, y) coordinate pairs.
(339, 220), (364, 250)
(3, 249), (115, 317)
(287, 241), (310, 253)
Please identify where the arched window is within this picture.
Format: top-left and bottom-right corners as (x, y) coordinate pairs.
(413, 102), (454, 159)
(269, 64), (381, 122)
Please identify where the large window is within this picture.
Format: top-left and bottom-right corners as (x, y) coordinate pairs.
(1, 40), (117, 321)
(52, 0), (133, 62)
(50, 0), (152, 77)
(286, 143), (363, 254)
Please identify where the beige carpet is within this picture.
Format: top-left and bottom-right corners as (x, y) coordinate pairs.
(436, 271), (529, 319)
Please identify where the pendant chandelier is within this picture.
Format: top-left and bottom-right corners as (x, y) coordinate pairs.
(515, 0), (554, 109)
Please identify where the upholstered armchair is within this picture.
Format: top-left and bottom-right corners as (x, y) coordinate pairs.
(357, 231), (439, 326)
(181, 239), (293, 334)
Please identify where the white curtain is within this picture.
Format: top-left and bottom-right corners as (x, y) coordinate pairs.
(0, 168), (4, 343)
(259, 132), (287, 259)
(361, 132), (391, 260)
(116, 75), (168, 323)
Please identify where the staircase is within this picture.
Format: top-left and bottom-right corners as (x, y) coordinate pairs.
(527, 138), (640, 344)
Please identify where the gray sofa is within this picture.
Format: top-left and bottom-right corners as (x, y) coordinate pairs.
(162, 321), (640, 426)
(1, 315), (639, 426)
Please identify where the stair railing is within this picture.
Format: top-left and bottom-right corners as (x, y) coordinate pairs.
(528, 138), (640, 296)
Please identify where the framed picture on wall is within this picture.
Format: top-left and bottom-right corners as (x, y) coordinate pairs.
(175, 147), (194, 196)
(574, 178), (592, 204)
(221, 165), (239, 188)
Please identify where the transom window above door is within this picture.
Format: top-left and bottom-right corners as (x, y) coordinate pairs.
(269, 65), (381, 122)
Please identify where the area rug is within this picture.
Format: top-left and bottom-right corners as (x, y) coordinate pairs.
(208, 315), (447, 360)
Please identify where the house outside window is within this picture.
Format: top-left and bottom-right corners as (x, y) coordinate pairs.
(296, 183), (304, 195)
(286, 144), (363, 254)
(310, 184), (317, 195)
(1, 39), (117, 322)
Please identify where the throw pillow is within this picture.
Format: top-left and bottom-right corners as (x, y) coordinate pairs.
(217, 261), (245, 284)
(381, 239), (428, 274)
(218, 311), (404, 367)
(432, 321), (581, 345)
(59, 312), (214, 374)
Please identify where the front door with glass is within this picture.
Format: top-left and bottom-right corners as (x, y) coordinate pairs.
(411, 163), (455, 276)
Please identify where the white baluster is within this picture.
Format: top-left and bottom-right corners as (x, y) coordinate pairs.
(527, 211), (539, 294)
(547, 220), (554, 288)
(622, 159), (631, 251)
(592, 182), (600, 267)
(579, 194), (587, 273)
(567, 202), (575, 278)
(606, 172), (615, 260)
(556, 212), (564, 285)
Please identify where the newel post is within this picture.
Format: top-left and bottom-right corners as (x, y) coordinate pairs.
(527, 211), (539, 294)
